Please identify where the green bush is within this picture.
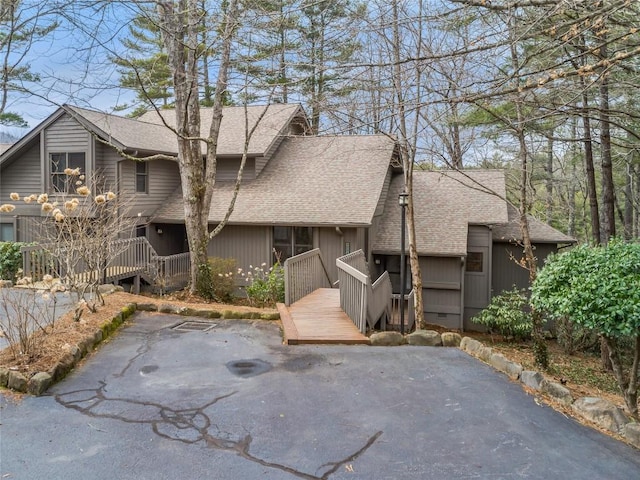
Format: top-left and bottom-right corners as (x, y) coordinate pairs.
(243, 262), (285, 307)
(0, 242), (26, 281)
(471, 287), (532, 341)
(531, 240), (640, 418)
(195, 257), (236, 302)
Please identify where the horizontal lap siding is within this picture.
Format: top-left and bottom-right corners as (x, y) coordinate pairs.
(45, 114), (90, 155)
(420, 256), (462, 329)
(0, 143), (42, 209)
(95, 143), (117, 190)
(217, 158), (255, 181)
(119, 158), (181, 217)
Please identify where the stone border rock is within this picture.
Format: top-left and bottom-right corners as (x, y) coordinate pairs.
(460, 336), (640, 449)
(0, 299), (280, 396)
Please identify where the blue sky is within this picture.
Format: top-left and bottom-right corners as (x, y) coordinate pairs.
(3, 2), (139, 139)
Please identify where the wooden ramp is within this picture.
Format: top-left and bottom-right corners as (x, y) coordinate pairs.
(277, 288), (370, 345)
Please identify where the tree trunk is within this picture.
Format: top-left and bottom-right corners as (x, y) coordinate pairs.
(603, 335), (639, 420)
(581, 87), (601, 245)
(599, 44), (615, 243)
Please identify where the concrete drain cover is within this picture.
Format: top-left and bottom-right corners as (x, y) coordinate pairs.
(172, 321), (217, 332)
(226, 359), (272, 378)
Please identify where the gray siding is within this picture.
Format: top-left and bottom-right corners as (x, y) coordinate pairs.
(45, 113), (92, 181)
(217, 157), (256, 181)
(492, 242), (557, 295)
(0, 142), (42, 211)
(118, 158), (181, 216)
(421, 256), (463, 330)
(94, 143), (119, 190)
(464, 225), (492, 329)
(148, 222), (186, 256)
(207, 225), (271, 275)
(317, 226), (362, 283)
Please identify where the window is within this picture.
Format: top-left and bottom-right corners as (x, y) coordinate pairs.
(0, 223), (14, 241)
(273, 227), (313, 262)
(50, 152), (86, 193)
(466, 251), (483, 273)
(135, 161), (148, 193)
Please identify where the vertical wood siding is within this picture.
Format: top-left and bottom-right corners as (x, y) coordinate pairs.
(491, 242), (556, 296)
(207, 225), (271, 275)
(464, 226), (492, 330)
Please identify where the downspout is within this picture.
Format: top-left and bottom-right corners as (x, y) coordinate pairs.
(460, 255), (465, 331)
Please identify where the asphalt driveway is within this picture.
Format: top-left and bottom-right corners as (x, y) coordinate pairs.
(1, 312), (639, 479)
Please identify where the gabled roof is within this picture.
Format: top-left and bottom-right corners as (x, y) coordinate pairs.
(493, 203), (576, 244)
(0, 104), (308, 165)
(373, 170), (509, 256)
(152, 135), (396, 226)
(137, 104), (307, 156)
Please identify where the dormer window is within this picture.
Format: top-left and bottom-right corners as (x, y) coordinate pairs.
(50, 152), (86, 193)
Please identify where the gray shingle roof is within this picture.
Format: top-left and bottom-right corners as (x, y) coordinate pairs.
(67, 104), (304, 156)
(372, 170), (509, 256)
(152, 135), (396, 225)
(137, 104), (304, 156)
(493, 203), (576, 244)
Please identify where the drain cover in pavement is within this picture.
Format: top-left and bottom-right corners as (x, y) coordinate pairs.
(172, 321), (217, 332)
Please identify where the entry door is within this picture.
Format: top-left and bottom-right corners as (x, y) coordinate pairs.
(464, 246), (490, 323)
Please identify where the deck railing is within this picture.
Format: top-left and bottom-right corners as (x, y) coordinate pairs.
(284, 248), (333, 306)
(21, 237), (191, 293)
(336, 250), (392, 334)
(390, 289), (415, 332)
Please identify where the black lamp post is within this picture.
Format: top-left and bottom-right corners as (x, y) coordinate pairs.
(398, 191), (408, 335)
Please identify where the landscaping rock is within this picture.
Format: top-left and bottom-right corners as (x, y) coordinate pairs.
(489, 352), (522, 380)
(572, 397), (630, 434)
(623, 423), (640, 449)
(477, 345), (493, 363)
(520, 371), (544, 390)
(0, 367), (9, 387)
(158, 304), (183, 314)
(27, 372), (52, 396)
(98, 284), (123, 295)
(136, 303), (159, 312)
(370, 331), (404, 346)
(407, 330), (442, 346)
(541, 379), (573, 405)
(7, 371), (28, 392)
(441, 332), (461, 347)
(93, 329), (103, 344)
(460, 337), (483, 354)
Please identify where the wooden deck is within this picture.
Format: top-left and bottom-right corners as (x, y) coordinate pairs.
(277, 288), (370, 345)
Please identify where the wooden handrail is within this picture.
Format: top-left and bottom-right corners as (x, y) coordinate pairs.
(284, 248), (333, 306)
(336, 249), (392, 334)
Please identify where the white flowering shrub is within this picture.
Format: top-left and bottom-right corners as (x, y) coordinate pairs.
(241, 261), (285, 307)
(196, 257), (236, 302)
(1, 169), (137, 312)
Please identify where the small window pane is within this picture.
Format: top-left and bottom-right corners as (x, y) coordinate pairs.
(68, 152), (85, 171)
(135, 162), (148, 193)
(466, 252), (483, 273)
(0, 223), (14, 241)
